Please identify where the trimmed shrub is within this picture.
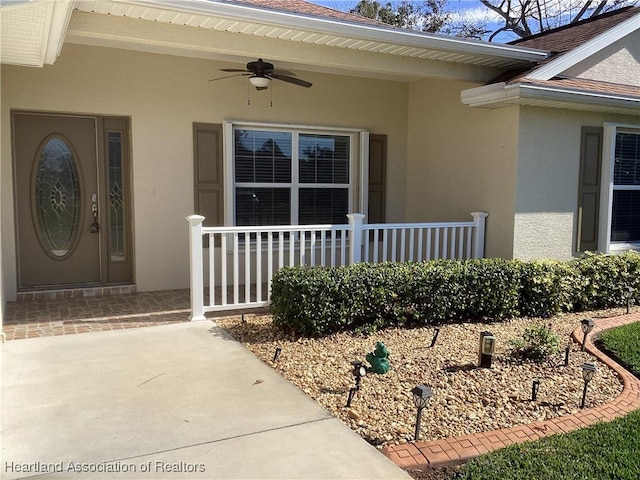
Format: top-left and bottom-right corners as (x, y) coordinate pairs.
(270, 251), (640, 336)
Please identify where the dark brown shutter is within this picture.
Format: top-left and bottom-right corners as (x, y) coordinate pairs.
(193, 123), (223, 227)
(576, 126), (603, 252)
(368, 134), (387, 224)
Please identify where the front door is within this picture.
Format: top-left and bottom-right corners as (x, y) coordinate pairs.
(13, 112), (132, 290)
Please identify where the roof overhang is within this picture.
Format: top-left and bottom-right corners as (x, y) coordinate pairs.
(0, 0), (76, 67)
(461, 80), (640, 115)
(1, 0), (548, 73)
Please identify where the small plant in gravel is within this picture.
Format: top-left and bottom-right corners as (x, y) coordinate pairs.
(509, 323), (560, 362)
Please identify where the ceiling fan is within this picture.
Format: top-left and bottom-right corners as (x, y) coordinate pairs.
(211, 58), (312, 90)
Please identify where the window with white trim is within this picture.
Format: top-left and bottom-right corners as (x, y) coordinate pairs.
(601, 125), (640, 252)
(611, 130), (640, 244)
(228, 124), (360, 227)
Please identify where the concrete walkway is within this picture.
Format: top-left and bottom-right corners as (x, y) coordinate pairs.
(384, 312), (640, 469)
(1, 321), (410, 479)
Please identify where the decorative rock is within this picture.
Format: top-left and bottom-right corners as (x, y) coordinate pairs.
(217, 311), (624, 448)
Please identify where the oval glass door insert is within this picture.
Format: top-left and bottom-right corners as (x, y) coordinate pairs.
(34, 137), (81, 258)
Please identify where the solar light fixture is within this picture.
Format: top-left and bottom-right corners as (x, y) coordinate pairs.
(479, 331), (496, 368)
(531, 379), (540, 401)
(411, 384), (433, 441)
(580, 362), (596, 409)
(564, 343), (571, 367)
(345, 360), (367, 408)
(580, 318), (595, 351)
(430, 327), (441, 347)
(626, 286), (635, 314)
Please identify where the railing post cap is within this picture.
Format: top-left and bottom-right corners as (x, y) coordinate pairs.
(471, 211), (489, 218)
(187, 215), (206, 225)
(346, 213), (366, 221)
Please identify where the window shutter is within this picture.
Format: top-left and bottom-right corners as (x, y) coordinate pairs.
(193, 123), (224, 228)
(576, 127), (603, 252)
(368, 134), (387, 224)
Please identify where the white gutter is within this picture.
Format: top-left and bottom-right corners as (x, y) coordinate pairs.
(461, 80), (640, 110)
(528, 12), (640, 80)
(111, 0), (549, 64)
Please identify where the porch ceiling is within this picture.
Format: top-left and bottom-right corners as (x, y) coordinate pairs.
(2, 0), (548, 82)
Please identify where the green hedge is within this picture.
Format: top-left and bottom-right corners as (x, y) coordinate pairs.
(270, 252), (640, 336)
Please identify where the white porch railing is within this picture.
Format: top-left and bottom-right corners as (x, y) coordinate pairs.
(187, 212), (488, 320)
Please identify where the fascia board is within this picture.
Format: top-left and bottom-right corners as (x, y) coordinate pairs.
(110, 0), (548, 64)
(528, 12), (640, 81)
(461, 81), (640, 110)
(43, 0), (76, 64)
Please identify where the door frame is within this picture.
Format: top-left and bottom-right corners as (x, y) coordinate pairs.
(11, 110), (134, 291)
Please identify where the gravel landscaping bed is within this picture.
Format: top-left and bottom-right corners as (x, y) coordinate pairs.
(217, 309), (629, 449)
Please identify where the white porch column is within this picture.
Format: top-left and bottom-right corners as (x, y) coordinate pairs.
(471, 212), (489, 258)
(347, 213), (365, 264)
(187, 215), (206, 321)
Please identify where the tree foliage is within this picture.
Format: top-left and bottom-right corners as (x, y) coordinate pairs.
(481, 0), (637, 41)
(347, 0), (637, 41)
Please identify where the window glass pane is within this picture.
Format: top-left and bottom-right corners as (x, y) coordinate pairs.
(299, 188), (349, 225)
(299, 134), (349, 184)
(35, 137), (81, 257)
(235, 130), (291, 183)
(236, 188), (290, 226)
(611, 190), (640, 243)
(108, 132), (126, 262)
(614, 132), (640, 186)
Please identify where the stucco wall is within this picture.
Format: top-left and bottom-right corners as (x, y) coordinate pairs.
(564, 31), (640, 85)
(405, 78), (519, 258)
(513, 106), (640, 260)
(1, 44), (409, 300)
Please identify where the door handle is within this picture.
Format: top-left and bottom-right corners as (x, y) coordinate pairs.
(90, 193), (99, 233)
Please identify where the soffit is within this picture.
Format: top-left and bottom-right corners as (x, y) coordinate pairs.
(69, 0), (545, 70)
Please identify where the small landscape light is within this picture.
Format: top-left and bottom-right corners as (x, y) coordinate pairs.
(580, 362), (596, 409)
(564, 343), (571, 367)
(430, 327), (441, 347)
(531, 379), (540, 401)
(479, 331), (496, 368)
(626, 286), (635, 314)
(346, 360), (367, 408)
(273, 347), (282, 363)
(580, 318), (595, 351)
(241, 313), (246, 324)
(411, 384), (433, 441)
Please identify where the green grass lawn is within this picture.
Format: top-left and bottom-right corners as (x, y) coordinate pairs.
(600, 321), (640, 377)
(453, 322), (640, 480)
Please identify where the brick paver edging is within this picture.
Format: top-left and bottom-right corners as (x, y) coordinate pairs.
(383, 312), (640, 470)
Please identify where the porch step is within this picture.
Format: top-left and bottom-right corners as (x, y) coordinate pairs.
(16, 285), (137, 302)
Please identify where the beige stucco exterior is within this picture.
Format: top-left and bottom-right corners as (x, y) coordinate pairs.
(405, 78), (519, 258)
(565, 31), (640, 85)
(1, 43), (410, 301)
(512, 106), (640, 260)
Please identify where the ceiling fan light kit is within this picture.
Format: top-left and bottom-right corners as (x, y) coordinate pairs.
(248, 75), (270, 90)
(212, 58), (312, 91)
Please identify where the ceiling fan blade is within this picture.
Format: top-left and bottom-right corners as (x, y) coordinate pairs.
(271, 69), (296, 76)
(220, 68), (250, 73)
(209, 73), (249, 82)
(270, 73), (312, 88)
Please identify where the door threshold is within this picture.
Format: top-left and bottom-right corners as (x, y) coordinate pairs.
(17, 285), (137, 302)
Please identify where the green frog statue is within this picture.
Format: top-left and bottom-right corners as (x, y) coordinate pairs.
(366, 341), (390, 374)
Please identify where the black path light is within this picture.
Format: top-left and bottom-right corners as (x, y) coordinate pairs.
(531, 379), (541, 401)
(626, 286), (635, 314)
(580, 318), (595, 352)
(430, 327), (441, 347)
(564, 343), (571, 367)
(273, 347), (282, 363)
(580, 362), (597, 408)
(346, 360), (367, 408)
(411, 384), (433, 441)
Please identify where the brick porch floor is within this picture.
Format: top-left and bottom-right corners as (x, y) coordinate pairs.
(383, 312), (640, 470)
